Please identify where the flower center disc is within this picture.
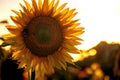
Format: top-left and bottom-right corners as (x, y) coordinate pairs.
(22, 16), (63, 57)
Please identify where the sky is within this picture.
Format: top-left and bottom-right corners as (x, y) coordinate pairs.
(0, 0), (120, 50)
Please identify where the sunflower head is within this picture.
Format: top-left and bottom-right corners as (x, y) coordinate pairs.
(22, 16), (63, 57)
(3, 0), (84, 79)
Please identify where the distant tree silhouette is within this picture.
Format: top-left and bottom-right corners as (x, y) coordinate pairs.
(76, 41), (120, 79)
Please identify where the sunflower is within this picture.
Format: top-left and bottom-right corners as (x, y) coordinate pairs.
(3, 0), (84, 79)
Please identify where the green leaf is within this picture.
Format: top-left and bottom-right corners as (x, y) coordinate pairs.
(1, 41), (15, 47)
(0, 49), (5, 60)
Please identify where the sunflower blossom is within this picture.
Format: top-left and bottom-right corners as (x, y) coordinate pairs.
(3, 0), (84, 79)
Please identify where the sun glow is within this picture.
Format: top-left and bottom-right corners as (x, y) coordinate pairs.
(0, 0), (120, 50)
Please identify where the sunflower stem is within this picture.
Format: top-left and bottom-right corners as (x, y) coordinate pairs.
(28, 70), (32, 80)
(31, 71), (35, 80)
(28, 70), (35, 80)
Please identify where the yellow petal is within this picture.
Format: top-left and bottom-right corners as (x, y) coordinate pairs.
(23, 0), (32, 12)
(61, 19), (79, 26)
(43, 58), (54, 74)
(53, 3), (67, 17)
(62, 43), (80, 54)
(54, 52), (67, 70)
(47, 55), (56, 67)
(38, 0), (42, 11)
(19, 3), (32, 18)
(48, 0), (55, 11)
(64, 23), (80, 30)
(18, 61), (26, 68)
(61, 49), (73, 59)
(64, 39), (81, 46)
(61, 8), (76, 21)
(10, 16), (25, 26)
(12, 51), (20, 58)
(2, 33), (16, 39)
(52, 0), (59, 13)
(42, 0), (49, 15)
(20, 10), (31, 23)
(6, 25), (21, 29)
(71, 31), (84, 36)
(6, 25), (22, 35)
(11, 10), (21, 16)
(64, 36), (83, 41)
(31, 0), (39, 16)
(52, 54), (62, 69)
(66, 12), (78, 21)
(32, 0), (38, 12)
(60, 49), (74, 64)
(57, 8), (69, 19)
(64, 27), (85, 36)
